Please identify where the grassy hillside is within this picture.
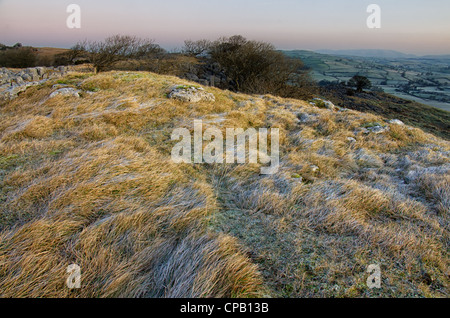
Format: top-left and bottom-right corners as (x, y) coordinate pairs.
(0, 70), (449, 297)
(34, 47), (70, 58)
(317, 85), (450, 141)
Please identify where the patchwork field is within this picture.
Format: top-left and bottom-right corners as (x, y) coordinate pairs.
(284, 50), (450, 112)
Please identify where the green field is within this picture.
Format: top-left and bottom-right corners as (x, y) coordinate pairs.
(284, 50), (450, 112)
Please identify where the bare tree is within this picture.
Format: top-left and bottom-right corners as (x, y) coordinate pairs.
(77, 35), (163, 73)
(208, 35), (311, 95)
(182, 39), (212, 56)
(56, 41), (90, 65)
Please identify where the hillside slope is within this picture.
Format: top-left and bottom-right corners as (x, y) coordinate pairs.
(0, 70), (449, 297)
(317, 85), (450, 141)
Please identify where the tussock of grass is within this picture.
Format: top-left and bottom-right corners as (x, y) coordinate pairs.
(0, 70), (449, 298)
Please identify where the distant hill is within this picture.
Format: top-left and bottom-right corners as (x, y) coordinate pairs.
(315, 49), (418, 59)
(34, 47), (69, 58)
(420, 54), (450, 60)
(314, 49), (450, 60)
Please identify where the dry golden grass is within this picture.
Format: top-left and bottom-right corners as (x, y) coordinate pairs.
(35, 47), (70, 58)
(0, 69), (448, 298)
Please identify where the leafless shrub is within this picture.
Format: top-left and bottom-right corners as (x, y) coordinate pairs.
(182, 39), (212, 56)
(76, 35), (164, 73)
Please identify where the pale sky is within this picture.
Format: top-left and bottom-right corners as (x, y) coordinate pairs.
(0, 0), (449, 55)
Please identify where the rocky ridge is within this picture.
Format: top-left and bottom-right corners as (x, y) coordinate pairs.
(0, 66), (68, 101)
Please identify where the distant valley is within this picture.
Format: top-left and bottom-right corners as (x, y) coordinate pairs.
(284, 50), (450, 112)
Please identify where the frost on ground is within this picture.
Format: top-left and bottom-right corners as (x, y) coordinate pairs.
(0, 70), (448, 298)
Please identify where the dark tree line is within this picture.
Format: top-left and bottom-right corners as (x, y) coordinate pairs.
(0, 45), (37, 68)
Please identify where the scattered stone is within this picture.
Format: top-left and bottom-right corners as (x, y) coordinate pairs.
(57, 66), (67, 75)
(310, 98), (337, 111)
(360, 123), (390, 134)
(297, 113), (317, 123)
(389, 119), (405, 125)
(0, 66), (69, 101)
(168, 85), (215, 102)
(310, 165), (320, 173)
(0, 82), (41, 100)
(49, 88), (80, 98)
(35, 67), (46, 76)
(347, 137), (357, 143)
(21, 74), (32, 82)
(52, 84), (71, 89)
(24, 68), (39, 81)
(15, 76), (25, 85)
(367, 125), (389, 134)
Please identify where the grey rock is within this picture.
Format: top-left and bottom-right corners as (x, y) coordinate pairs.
(25, 68), (39, 79)
(311, 98), (337, 110)
(52, 84), (70, 89)
(35, 67), (46, 76)
(168, 85), (215, 102)
(58, 66), (66, 73)
(389, 119), (405, 125)
(367, 125), (389, 134)
(49, 87), (80, 98)
(361, 124), (390, 134)
(21, 74), (32, 82)
(0, 66), (68, 101)
(310, 165), (320, 173)
(0, 82), (40, 100)
(297, 113), (317, 123)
